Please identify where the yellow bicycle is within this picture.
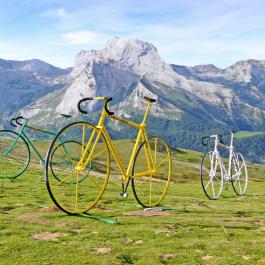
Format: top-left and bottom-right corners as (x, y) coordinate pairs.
(45, 97), (172, 214)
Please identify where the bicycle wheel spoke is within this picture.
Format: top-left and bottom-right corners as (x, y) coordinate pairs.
(205, 179), (212, 190)
(46, 122), (110, 214)
(211, 181), (216, 198)
(75, 171), (79, 212)
(132, 137), (171, 207)
(53, 152), (73, 164)
(214, 175), (221, 182)
(52, 173), (75, 188)
(238, 180), (242, 193)
(52, 164), (72, 179)
(201, 151), (222, 200)
(156, 157), (169, 169)
(231, 153), (248, 196)
(134, 179), (147, 190)
(0, 130), (30, 179)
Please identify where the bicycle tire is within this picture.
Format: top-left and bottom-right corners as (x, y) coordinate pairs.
(45, 121), (110, 214)
(231, 152), (248, 196)
(131, 136), (172, 207)
(200, 151), (223, 200)
(0, 130), (30, 179)
(50, 140), (91, 183)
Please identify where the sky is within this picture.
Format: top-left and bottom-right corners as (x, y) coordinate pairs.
(1, 0), (265, 68)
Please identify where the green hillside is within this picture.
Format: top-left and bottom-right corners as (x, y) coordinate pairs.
(0, 140), (265, 264)
(236, 131), (265, 139)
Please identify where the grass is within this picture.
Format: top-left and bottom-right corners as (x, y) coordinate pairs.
(236, 131), (265, 139)
(0, 140), (265, 264)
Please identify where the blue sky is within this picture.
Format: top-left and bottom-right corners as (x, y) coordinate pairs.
(1, 0), (265, 68)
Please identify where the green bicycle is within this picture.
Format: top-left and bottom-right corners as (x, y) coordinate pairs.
(0, 115), (91, 180)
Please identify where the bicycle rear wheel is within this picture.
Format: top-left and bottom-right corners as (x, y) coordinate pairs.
(231, 152), (248, 196)
(0, 130), (30, 179)
(50, 140), (91, 183)
(200, 152), (223, 200)
(131, 137), (171, 208)
(45, 121), (110, 214)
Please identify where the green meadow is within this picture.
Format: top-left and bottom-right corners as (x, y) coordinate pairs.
(0, 140), (265, 265)
(236, 131), (265, 139)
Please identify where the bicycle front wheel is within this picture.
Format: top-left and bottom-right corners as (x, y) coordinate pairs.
(131, 137), (172, 208)
(231, 152), (248, 196)
(200, 151), (223, 200)
(50, 140), (91, 183)
(45, 121), (110, 214)
(0, 130), (30, 179)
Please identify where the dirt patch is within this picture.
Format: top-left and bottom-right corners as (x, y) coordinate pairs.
(134, 240), (143, 245)
(123, 209), (171, 217)
(32, 231), (65, 241)
(242, 256), (251, 261)
(93, 205), (113, 212)
(201, 256), (213, 260)
(159, 253), (176, 263)
(91, 247), (111, 254)
(39, 206), (60, 213)
(257, 227), (265, 232)
(17, 213), (74, 228)
(17, 213), (50, 226)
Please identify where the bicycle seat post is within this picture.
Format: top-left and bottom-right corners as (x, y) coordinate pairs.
(229, 131), (234, 150)
(142, 97), (156, 126)
(210, 135), (219, 153)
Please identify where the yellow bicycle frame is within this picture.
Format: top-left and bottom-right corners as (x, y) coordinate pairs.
(76, 97), (157, 180)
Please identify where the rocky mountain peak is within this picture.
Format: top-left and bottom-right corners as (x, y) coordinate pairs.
(224, 59), (265, 83)
(72, 37), (167, 77)
(192, 64), (223, 74)
(100, 37), (166, 74)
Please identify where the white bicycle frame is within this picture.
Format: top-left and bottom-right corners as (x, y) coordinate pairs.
(201, 131), (248, 199)
(211, 132), (242, 182)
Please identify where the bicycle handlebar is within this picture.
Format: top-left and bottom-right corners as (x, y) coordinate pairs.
(77, 97), (93, 114)
(10, 118), (17, 127)
(219, 135), (225, 144)
(104, 97), (114, 115)
(15, 116), (26, 126)
(77, 97), (114, 116)
(202, 134), (225, 146)
(202, 136), (210, 146)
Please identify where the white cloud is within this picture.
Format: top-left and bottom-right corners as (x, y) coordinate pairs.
(62, 30), (103, 45)
(41, 8), (71, 19)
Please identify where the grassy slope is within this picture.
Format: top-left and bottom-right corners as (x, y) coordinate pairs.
(236, 131), (265, 139)
(0, 140), (265, 264)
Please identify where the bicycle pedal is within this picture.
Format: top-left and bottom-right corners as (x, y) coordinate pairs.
(120, 193), (128, 198)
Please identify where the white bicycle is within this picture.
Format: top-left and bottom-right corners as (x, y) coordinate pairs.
(200, 130), (248, 200)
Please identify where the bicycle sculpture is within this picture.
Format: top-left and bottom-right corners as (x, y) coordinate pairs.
(0, 115), (72, 179)
(45, 97), (172, 214)
(200, 130), (248, 200)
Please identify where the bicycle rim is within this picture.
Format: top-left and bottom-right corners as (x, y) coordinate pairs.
(0, 130), (30, 179)
(45, 121), (110, 214)
(231, 152), (248, 196)
(131, 136), (172, 207)
(200, 152), (223, 200)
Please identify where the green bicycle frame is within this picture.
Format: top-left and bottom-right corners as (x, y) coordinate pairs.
(4, 119), (56, 164)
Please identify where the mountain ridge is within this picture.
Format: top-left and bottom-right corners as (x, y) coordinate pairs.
(0, 37), (264, 161)
(13, 37), (264, 131)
